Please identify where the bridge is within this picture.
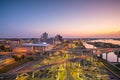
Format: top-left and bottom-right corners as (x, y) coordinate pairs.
(68, 48), (120, 62)
(40, 48), (120, 62)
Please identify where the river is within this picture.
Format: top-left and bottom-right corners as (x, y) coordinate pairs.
(88, 39), (120, 45)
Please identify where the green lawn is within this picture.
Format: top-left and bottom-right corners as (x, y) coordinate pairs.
(115, 63), (120, 68)
(59, 71), (66, 80)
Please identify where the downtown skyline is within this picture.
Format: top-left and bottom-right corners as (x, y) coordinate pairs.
(0, 0), (120, 38)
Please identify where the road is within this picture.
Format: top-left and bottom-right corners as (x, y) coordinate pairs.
(1, 41), (120, 80)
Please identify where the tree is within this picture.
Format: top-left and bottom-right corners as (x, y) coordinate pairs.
(0, 45), (12, 52)
(21, 55), (25, 59)
(12, 55), (19, 61)
(114, 51), (120, 57)
(0, 45), (6, 51)
(114, 51), (120, 63)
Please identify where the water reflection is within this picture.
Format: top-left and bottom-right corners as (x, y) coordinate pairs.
(88, 39), (120, 45)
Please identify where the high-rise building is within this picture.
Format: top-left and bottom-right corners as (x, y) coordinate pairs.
(55, 35), (63, 42)
(41, 32), (48, 42)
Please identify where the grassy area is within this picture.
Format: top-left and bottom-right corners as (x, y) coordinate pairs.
(58, 71), (66, 80)
(115, 63), (120, 68)
(98, 58), (120, 77)
(0, 59), (29, 73)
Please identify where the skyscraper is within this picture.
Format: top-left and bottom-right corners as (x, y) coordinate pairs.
(55, 35), (63, 42)
(41, 32), (48, 42)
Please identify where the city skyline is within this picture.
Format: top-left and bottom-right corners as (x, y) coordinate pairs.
(0, 0), (120, 38)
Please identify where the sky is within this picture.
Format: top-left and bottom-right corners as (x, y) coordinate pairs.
(0, 0), (120, 38)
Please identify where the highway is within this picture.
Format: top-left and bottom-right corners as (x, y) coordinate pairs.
(0, 41), (120, 80)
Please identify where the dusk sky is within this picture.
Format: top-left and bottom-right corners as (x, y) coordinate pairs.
(0, 0), (120, 38)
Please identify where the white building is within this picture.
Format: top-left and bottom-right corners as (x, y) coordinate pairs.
(23, 42), (53, 53)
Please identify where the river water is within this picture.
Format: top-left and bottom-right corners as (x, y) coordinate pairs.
(88, 39), (120, 45)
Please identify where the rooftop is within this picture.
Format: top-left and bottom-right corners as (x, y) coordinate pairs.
(23, 42), (50, 47)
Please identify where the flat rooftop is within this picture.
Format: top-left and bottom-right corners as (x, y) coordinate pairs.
(23, 42), (50, 47)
